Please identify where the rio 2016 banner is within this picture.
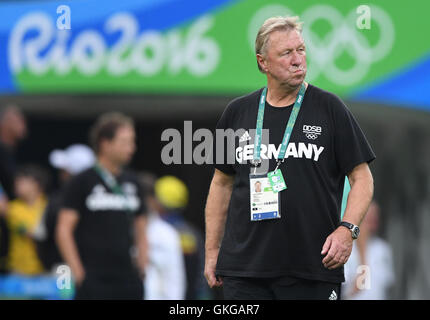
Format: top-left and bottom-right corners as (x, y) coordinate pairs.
(1, 0), (430, 110)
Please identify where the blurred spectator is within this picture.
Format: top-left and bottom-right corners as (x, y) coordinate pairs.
(139, 172), (186, 300)
(0, 106), (27, 198)
(34, 144), (95, 272)
(154, 175), (210, 300)
(0, 184), (8, 273)
(6, 165), (49, 275)
(56, 113), (147, 299)
(0, 106), (27, 273)
(0, 185), (8, 214)
(343, 201), (395, 299)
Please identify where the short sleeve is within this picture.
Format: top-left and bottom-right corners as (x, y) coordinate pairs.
(332, 95), (376, 175)
(212, 103), (236, 175)
(61, 174), (86, 214)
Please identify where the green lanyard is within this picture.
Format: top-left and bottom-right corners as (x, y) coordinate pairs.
(252, 83), (306, 170)
(93, 163), (133, 213)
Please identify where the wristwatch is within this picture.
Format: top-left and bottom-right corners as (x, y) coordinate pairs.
(339, 221), (360, 240)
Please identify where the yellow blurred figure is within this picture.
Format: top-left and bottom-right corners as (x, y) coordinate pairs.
(7, 197), (46, 275)
(7, 166), (48, 275)
(155, 175), (189, 209)
(154, 175), (210, 299)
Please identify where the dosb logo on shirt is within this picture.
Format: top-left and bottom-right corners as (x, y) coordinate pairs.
(303, 125), (322, 140)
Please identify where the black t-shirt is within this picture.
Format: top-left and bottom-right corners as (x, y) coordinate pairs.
(213, 84), (375, 283)
(62, 167), (146, 277)
(36, 190), (64, 270)
(0, 142), (16, 199)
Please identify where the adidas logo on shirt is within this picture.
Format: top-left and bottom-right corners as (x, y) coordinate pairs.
(329, 290), (338, 300)
(239, 130), (252, 142)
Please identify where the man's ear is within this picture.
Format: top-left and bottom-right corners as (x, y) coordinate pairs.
(256, 54), (267, 73)
(98, 138), (109, 155)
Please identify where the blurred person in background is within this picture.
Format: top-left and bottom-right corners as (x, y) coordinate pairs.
(0, 185), (8, 214)
(0, 106), (27, 198)
(34, 144), (95, 272)
(139, 172), (186, 300)
(0, 184), (8, 272)
(342, 201), (394, 300)
(6, 165), (49, 276)
(154, 175), (210, 300)
(56, 113), (148, 300)
(0, 106), (27, 274)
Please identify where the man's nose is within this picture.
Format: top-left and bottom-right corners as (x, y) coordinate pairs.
(290, 50), (302, 66)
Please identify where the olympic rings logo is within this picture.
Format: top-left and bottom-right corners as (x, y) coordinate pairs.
(248, 4), (395, 86)
(305, 133), (318, 140)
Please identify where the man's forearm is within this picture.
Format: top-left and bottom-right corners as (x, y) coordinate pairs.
(134, 215), (148, 274)
(56, 229), (84, 275)
(343, 166), (374, 226)
(205, 175), (233, 253)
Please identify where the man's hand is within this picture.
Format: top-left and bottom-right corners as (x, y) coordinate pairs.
(73, 265), (86, 287)
(321, 226), (353, 270)
(134, 215), (148, 279)
(204, 249), (223, 288)
(136, 251), (148, 280)
(56, 209), (86, 287)
(321, 162), (373, 270)
(204, 169), (233, 289)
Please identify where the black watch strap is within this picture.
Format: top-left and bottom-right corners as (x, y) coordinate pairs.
(339, 221), (354, 230)
(339, 221), (360, 239)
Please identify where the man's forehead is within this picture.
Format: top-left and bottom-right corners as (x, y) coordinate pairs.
(269, 29), (304, 48)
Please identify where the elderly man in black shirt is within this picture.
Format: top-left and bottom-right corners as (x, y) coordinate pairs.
(204, 16), (375, 300)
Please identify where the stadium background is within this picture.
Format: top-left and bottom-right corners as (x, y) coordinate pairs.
(0, 0), (429, 299)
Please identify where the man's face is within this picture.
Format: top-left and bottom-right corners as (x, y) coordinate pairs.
(258, 29), (307, 88)
(102, 125), (136, 166)
(2, 109), (27, 143)
(255, 182), (261, 192)
(10, 112), (27, 140)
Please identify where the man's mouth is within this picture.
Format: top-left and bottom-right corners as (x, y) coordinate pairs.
(291, 66), (305, 74)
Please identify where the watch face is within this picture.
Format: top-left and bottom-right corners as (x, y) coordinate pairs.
(352, 227), (360, 239)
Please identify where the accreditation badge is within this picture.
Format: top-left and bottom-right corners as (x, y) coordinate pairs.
(249, 174), (281, 221)
(267, 169), (287, 193)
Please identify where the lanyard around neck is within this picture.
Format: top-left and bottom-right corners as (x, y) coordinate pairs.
(93, 163), (135, 213)
(252, 82), (307, 166)
(93, 163), (125, 197)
